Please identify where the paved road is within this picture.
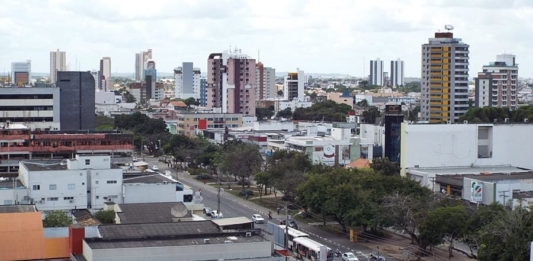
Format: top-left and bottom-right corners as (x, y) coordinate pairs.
(145, 156), (397, 261)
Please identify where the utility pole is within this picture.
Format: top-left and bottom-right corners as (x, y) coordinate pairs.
(285, 204), (289, 250)
(499, 190), (509, 208)
(141, 139), (145, 161)
(217, 171), (221, 214)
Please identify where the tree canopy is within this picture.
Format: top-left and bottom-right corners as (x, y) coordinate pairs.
(292, 100), (352, 121)
(43, 211), (72, 228)
(459, 105), (533, 123)
(115, 112), (168, 135)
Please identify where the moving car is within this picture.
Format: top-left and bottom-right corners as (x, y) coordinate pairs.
(210, 210), (223, 218)
(280, 219), (298, 229)
(132, 157), (138, 162)
(342, 252), (359, 261)
(252, 214), (265, 224)
(203, 207), (212, 216)
(152, 165), (159, 171)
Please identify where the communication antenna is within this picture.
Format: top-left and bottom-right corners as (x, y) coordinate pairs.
(444, 24), (454, 31)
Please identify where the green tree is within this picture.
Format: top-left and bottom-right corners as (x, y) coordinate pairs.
(370, 157), (400, 176)
(277, 107), (292, 119)
(309, 92), (318, 100)
(43, 211), (72, 228)
(462, 203), (505, 258)
(356, 99), (369, 107)
(292, 100), (352, 121)
(267, 150), (312, 202)
(183, 97), (199, 107)
(254, 171), (271, 200)
(362, 107), (380, 124)
(94, 210), (115, 224)
(256, 107), (275, 121)
(216, 140), (263, 190)
(419, 205), (468, 258)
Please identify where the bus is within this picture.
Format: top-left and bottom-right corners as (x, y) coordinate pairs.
(293, 237), (334, 261)
(279, 225), (309, 250)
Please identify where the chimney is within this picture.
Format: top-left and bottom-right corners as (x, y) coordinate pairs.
(69, 224), (85, 255)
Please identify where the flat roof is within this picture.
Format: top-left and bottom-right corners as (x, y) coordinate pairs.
(116, 202), (192, 224)
(0, 205), (37, 213)
(98, 221), (220, 240)
(407, 165), (530, 176)
(123, 174), (176, 184)
(211, 217), (253, 227)
(21, 161), (67, 171)
(85, 234), (264, 249)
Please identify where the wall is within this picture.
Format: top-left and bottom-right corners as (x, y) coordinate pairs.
(89, 241), (273, 261)
(253, 121), (295, 131)
(89, 168), (123, 209)
(401, 123), (533, 171)
(123, 183), (176, 204)
(0, 186), (28, 205)
(95, 92), (116, 105)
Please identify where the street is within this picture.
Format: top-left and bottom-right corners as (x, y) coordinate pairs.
(144, 156), (397, 261)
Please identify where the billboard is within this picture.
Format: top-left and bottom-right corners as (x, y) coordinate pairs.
(470, 181), (483, 203)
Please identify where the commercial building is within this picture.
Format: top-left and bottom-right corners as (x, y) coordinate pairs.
(255, 62), (276, 100)
(283, 69), (305, 101)
(207, 50), (256, 114)
(420, 30), (470, 123)
(50, 49), (67, 85)
(56, 71), (96, 130)
(0, 88), (61, 130)
(474, 54), (518, 109)
(390, 58), (404, 87)
(369, 58), (384, 86)
(11, 60), (31, 86)
(134, 49), (152, 81)
(175, 112), (246, 137)
(99, 57), (111, 91)
(383, 105), (403, 163)
(174, 62), (201, 100)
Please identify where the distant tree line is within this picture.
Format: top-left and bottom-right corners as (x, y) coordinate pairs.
(459, 105), (533, 123)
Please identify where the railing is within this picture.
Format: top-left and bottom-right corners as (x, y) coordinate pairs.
(34, 134), (107, 140)
(0, 144), (134, 152)
(0, 135), (29, 140)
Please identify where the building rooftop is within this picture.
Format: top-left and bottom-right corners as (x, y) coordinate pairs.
(0, 205), (37, 213)
(407, 165), (530, 176)
(116, 202), (193, 224)
(98, 220), (220, 240)
(123, 174), (176, 184)
(85, 234), (264, 249)
(72, 209), (100, 227)
(211, 217), (253, 227)
(21, 161), (67, 171)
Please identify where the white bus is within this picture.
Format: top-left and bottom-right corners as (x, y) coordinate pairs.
(279, 225), (309, 250)
(293, 237), (334, 261)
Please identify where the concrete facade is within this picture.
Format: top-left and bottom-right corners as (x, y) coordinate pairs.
(174, 63), (201, 100)
(57, 71), (95, 131)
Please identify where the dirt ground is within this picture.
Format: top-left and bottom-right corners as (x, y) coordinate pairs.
(359, 232), (475, 261)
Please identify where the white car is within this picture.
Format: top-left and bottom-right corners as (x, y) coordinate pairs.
(152, 165), (159, 171)
(210, 210), (223, 218)
(132, 157), (138, 162)
(342, 252), (359, 261)
(252, 214), (265, 224)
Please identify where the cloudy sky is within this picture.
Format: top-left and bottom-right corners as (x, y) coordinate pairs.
(1, 0), (532, 77)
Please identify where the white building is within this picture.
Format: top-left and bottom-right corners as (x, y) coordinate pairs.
(122, 173), (194, 205)
(0, 88), (61, 130)
(174, 63), (201, 100)
(283, 70), (305, 101)
(99, 57), (112, 91)
(279, 99), (313, 112)
(13, 154), (123, 211)
(390, 58), (404, 87)
(11, 60), (32, 86)
(369, 58), (384, 86)
(358, 124), (385, 160)
(90, 71), (100, 90)
(355, 94), (374, 106)
(255, 63), (276, 100)
(50, 49), (66, 85)
(475, 54), (518, 110)
(400, 123), (533, 177)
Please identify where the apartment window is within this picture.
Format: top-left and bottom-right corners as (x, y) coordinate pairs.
(108, 195), (118, 199)
(64, 197), (74, 200)
(85, 159), (90, 165)
(96, 196), (99, 199)
(47, 197), (59, 201)
(49, 184), (57, 190)
(95, 181), (99, 184)
(107, 180), (117, 184)
(32, 185), (40, 191)
(68, 184), (75, 190)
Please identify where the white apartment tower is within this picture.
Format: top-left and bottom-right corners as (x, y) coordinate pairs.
(50, 49), (66, 85)
(369, 58), (384, 86)
(475, 54), (518, 110)
(174, 62), (201, 100)
(421, 30), (469, 123)
(99, 57), (112, 91)
(390, 59), (405, 87)
(135, 49), (152, 81)
(283, 69), (305, 101)
(255, 62), (276, 100)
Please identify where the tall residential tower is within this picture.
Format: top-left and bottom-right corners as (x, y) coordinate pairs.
(50, 49), (66, 85)
(283, 69), (305, 101)
(421, 30), (469, 123)
(99, 57), (111, 91)
(255, 62), (276, 100)
(474, 54), (518, 109)
(174, 62), (201, 100)
(369, 58), (384, 86)
(390, 59), (404, 87)
(135, 49), (152, 81)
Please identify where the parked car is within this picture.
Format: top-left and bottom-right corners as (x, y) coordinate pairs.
(252, 214), (265, 224)
(210, 210), (223, 218)
(152, 165), (159, 171)
(203, 207), (212, 216)
(279, 219), (298, 229)
(342, 252), (359, 261)
(132, 157), (138, 162)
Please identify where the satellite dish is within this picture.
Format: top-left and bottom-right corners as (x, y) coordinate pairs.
(444, 24), (454, 31)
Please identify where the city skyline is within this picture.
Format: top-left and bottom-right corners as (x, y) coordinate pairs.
(0, 0), (532, 77)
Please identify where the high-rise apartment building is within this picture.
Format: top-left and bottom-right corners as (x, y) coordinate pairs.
(421, 31), (469, 123)
(474, 54), (518, 110)
(199, 78), (207, 106)
(99, 57), (112, 91)
(50, 49), (66, 85)
(207, 50), (256, 114)
(174, 62), (201, 100)
(369, 59), (384, 86)
(390, 59), (405, 87)
(11, 60), (31, 86)
(255, 62), (276, 100)
(56, 71), (95, 130)
(135, 49), (152, 81)
(283, 69), (305, 101)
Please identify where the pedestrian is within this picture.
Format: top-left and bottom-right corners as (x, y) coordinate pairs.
(203, 180), (206, 185)
(276, 207), (280, 215)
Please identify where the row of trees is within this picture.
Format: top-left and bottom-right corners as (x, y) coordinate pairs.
(293, 100), (352, 121)
(459, 105), (533, 123)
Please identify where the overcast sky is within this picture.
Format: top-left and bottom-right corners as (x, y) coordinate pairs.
(1, 0), (532, 77)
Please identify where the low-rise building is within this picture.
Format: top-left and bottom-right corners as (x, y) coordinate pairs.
(176, 112), (245, 137)
(122, 173), (193, 204)
(327, 92), (354, 108)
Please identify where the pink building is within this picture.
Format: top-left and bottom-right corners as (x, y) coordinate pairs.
(207, 51), (256, 115)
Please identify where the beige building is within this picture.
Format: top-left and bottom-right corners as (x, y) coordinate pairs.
(176, 112), (243, 137)
(327, 92), (354, 108)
